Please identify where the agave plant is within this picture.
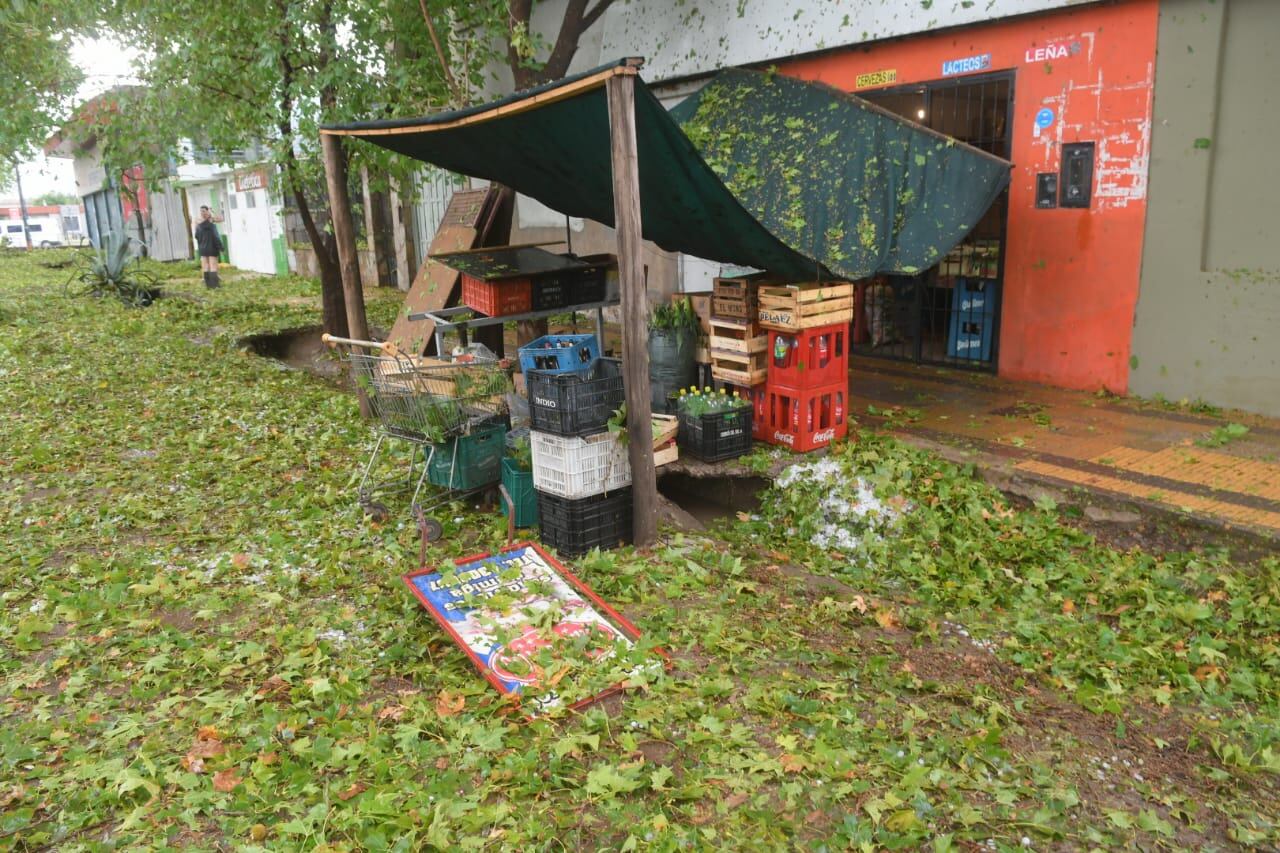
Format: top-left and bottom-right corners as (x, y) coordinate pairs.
(65, 231), (161, 307)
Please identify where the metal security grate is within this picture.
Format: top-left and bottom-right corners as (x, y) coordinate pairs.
(856, 73), (1013, 371)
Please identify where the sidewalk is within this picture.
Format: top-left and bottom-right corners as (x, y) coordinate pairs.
(849, 356), (1280, 539)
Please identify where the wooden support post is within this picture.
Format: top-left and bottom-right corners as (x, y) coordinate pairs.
(606, 69), (657, 549)
(389, 177), (412, 291)
(322, 132), (373, 417)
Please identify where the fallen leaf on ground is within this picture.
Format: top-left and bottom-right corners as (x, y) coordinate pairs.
(1062, 599), (1075, 614)
(337, 782), (366, 801)
(436, 690), (465, 718)
(257, 751), (279, 766)
(850, 595), (868, 614)
(213, 768), (241, 792)
(780, 753), (807, 773)
(874, 609), (901, 630)
(231, 553), (250, 569)
(378, 704), (407, 721)
(257, 675), (289, 698)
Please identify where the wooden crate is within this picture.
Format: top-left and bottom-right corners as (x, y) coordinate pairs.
(711, 349), (768, 387)
(708, 318), (767, 355)
(652, 414), (679, 448)
(654, 441), (678, 467)
(757, 282), (854, 331)
(711, 275), (764, 321)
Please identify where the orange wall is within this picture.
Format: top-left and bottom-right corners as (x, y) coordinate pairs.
(781, 1), (1158, 393)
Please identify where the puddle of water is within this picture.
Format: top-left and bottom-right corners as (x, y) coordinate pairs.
(657, 472), (766, 525)
(240, 325), (346, 382)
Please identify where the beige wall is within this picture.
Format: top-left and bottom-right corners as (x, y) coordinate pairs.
(508, 217), (682, 308)
(1129, 0), (1280, 415)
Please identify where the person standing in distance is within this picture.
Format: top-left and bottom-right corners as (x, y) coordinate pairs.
(194, 205), (224, 288)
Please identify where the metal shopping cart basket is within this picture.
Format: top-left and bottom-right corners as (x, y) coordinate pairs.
(324, 335), (511, 535)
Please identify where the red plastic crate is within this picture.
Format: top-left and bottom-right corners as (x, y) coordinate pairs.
(766, 322), (848, 389)
(461, 273), (532, 317)
(736, 386), (769, 441)
(758, 382), (849, 452)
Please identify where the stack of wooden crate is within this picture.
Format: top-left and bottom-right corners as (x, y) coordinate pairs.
(709, 275), (769, 386)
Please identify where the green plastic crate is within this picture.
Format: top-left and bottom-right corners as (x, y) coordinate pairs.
(500, 457), (539, 528)
(426, 424), (506, 490)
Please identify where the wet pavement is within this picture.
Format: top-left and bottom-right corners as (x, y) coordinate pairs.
(849, 356), (1280, 538)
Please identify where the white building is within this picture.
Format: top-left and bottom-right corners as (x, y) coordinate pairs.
(175, 142), (288, 276)
(0, 203), (88, 248)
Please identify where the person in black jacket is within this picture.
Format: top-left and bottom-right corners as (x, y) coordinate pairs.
(194, 205), (223, 288)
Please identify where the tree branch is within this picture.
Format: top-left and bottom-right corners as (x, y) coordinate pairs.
(581, 0), (616, 32)
(416, 0), (463, 106)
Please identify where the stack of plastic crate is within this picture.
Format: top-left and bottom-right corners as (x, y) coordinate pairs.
(521, 347), (632, 557)
(754, 283), (852, 452)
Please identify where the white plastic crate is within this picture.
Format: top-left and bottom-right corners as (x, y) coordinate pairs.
(531, 429), (631, 499)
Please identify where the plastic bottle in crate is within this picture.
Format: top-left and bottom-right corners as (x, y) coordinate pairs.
(773, 335), (792, 369)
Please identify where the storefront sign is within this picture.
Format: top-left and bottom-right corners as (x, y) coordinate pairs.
(235, 169), (269, 193)
(1024, 41), (1081, 63)
(402, 543), (655, 716)
(942, 53), (991, 77)
(855, 68), (897, 89)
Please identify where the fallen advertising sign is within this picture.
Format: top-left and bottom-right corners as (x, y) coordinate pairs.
(403, 543), (658, 716)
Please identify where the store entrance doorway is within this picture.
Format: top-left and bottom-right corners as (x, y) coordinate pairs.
(856, 72), (1013, 371)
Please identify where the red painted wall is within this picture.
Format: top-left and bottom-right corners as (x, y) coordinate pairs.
(781, 1), (1158, 393)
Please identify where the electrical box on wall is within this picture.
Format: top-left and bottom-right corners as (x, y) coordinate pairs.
(1060, 142), (1095, 208)
(1035, 173), (1058, 208)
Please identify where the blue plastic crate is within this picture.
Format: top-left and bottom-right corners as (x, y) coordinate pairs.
(518, 334), (601, 375)
(947, 277), (996, 363)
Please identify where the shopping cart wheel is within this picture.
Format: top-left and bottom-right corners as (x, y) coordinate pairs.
(360, 498), (390, 524)
(419, 516), (444, 543)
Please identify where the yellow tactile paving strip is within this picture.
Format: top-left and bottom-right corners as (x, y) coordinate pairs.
(1092, 446), (1280, 501)
(1016, 459), (1280, 532)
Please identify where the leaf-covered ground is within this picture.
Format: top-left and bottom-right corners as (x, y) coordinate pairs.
(2, 250), (1277, 850)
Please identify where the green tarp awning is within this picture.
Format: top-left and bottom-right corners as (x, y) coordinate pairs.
(324, 59), (1010, 281)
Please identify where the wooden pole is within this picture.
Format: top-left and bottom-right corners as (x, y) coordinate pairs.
(321, 132), (373, 417)
(606, 69), (657, 549)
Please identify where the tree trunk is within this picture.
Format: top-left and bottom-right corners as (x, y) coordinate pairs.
(322, 132), (372, 416)
(315, 239), (349, 339)
(277, 18), (348, 338)
(322, 134), (370, 345)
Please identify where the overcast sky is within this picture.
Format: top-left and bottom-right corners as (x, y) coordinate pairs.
(5, 35), (140, 203)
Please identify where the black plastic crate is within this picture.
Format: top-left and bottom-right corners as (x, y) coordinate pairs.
(528, 358), (625, 437)
(677, 405), (754, 462)
(571, 266), (608, 304)
(531, 272), (572, 311)
(537, 487), (633, 557)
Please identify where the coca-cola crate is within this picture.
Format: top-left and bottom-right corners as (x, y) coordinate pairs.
(461, 273), (532, 317)
(766, 322), (848, 389)
(758, 382), (849, 452)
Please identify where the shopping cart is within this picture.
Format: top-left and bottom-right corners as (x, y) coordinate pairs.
(323, 335), (511, 536)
